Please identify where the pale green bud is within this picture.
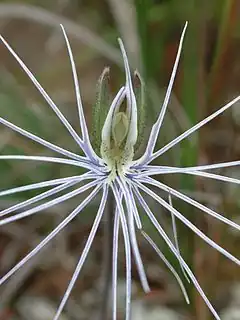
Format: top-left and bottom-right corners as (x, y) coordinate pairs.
(99, 39), (148, 177)
(112, 111), (129, 148)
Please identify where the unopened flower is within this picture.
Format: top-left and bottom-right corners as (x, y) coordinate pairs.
(0, 22), (239, 320)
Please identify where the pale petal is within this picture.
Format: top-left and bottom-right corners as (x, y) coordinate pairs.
(0, 184), (101, 287)
(168, 193), (190, 283)
(133, 186), (190, 303)
(0, 178), (103, 226)
(53, 184), (108, 320)
(60, 25), (100, 163)
(181, 170), (240, 185)
(0, 175), (90, 197)
(150, 95), (240, 163)
(101, 87), (126, 148)
(0, 116), (84, 161)
(0, 33), (84, 151)
(145, 160), (240, 173)
(0, 179), (82, 217)
(118, 39), (138, 147)
(0, 155), (99, 172)
(133, 185), (220, 319)
(117, 177), (142, 228)
(137, 181), (240, 266)
(117, 177), (150, 293)
(140, 165), (240, 185)
(111, 182), (131, 320)
(112, 195), (120, 320)
(135, 22), (188, 165)
(141, 177), (240, 233)
(142, 230), (190, 304)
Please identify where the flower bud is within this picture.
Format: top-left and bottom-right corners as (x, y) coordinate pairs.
(91, 67), (111, 155)
(112, 111), (129, 148)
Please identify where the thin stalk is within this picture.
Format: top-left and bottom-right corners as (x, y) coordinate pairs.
(98, 189), (114, 320)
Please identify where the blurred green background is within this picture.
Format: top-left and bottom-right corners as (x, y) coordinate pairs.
(0, 1), (239, 319)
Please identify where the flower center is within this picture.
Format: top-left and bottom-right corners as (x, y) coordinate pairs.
(100, 110), (134, 181)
